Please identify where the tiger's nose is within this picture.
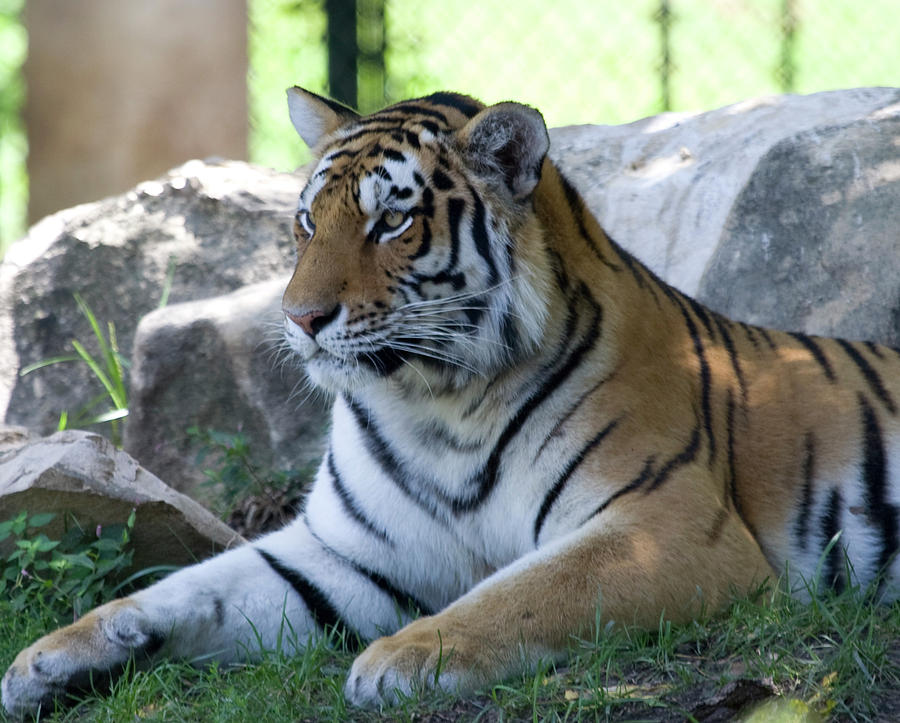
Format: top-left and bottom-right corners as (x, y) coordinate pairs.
(285, 306), (340, 338)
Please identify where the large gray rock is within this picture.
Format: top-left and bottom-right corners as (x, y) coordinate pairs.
(124, 279), (329, 496)
(551, 86), (900, 345)
(0, 428), (243, 570)
(0, 159), (303, 435)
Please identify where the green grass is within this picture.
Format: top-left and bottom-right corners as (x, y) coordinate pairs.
(2, 586), (897, 721)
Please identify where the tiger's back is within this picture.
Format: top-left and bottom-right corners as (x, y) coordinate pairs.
(3, 87), (898, 717)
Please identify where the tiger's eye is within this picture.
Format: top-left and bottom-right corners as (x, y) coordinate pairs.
(383, 210), (405, 228)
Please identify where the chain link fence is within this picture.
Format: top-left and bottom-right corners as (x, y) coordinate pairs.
(1, 0), (897, 251)
(249, 0), (899, 171)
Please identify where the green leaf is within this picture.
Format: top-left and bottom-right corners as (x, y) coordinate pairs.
(32, 534), (60, 552)
(65, 553), (94, 570)
(48, 557), (71, 572)
(27, 512), (56, 528)
(82, 407), (129, 424)
(92, 538), (125, 552)
(18, 354), (80, 376)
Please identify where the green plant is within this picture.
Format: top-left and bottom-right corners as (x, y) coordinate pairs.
(187, 426), (313, 516)
(0, 510), (136, 620)
(19, 292), (129, 445)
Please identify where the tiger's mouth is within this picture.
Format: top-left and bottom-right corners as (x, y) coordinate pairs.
(305, 342), (406, 379)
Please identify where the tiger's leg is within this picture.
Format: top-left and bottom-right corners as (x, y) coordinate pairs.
(1, 516), (413, 719)
(345, 483), (775, 706)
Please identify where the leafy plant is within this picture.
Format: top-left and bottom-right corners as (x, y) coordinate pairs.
(187, 426), (314, 535)
(19, 292), (129, 445)
(0, 509), (136, 620)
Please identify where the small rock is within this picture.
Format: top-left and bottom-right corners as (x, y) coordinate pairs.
(0, 430), (243, 570)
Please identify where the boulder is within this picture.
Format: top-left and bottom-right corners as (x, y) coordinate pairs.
(123, 278), (329, 496)
(0, 159), (304, 435)
(550, 87), (900, 345)
(0, 429), (243, 570)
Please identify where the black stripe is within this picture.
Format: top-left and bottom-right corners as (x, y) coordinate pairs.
(420, 92), (482, 118)
(432, 168), (454, 190)
(445, 196), (464, 269)
(557, 172), (621, 272)
(837, 339), (896, 414)
(454, 287), (603, 513)
(794, 432), (816, 550)
(606, 235), (651, 292)
(714, 316), (747, 402)
(863, 341), (885, 360)
(390, 185), (414, 200)
(534, 372), (616, 459)
(500, 302), (521, 359)
(724, 391), (740, 517)
(352, 562), (434, 617)
(337, 125), (407, 145)
(302, 522), (435, 620)
(646, 424), (702, 491)
(324, 148), (358, 163)
(821, 488), (845, 592)
(382, 148), (406, 163)
(345, 397), (443, 518)
(757, 327), (779, 351)
(533, 420), (619, 544)
(416, 418), (484, 453)
(327, 450), (392, 544)
(257, 549), (357, 642)
(673, 297), (716, 466)
(382, 102), (450, 125)
(739, 322), (761, 350)
(418, 119), (442, 135)
(789, 332), (836, 382)
(407, 197), (466, 291)
(858, 394), (899, 579)
(470, 188), (500, 285)
(584, 457), (657, 524)
(315, 93), (359, 118)
(421, 186), (435, 216)
(213, 597), (225, 627)
(686, 296), (716, 340)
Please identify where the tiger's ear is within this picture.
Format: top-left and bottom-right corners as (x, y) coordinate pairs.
(457, 102), (549, 200)
(286, 86), (360, 149)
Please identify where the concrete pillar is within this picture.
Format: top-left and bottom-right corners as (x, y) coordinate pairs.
(24, 0), (247, 224)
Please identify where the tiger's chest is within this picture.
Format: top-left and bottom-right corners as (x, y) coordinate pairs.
(315, 385), (614, 569)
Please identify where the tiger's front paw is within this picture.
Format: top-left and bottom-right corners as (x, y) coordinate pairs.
(344, 616), (484, 707)
(1, 599), (161, 719)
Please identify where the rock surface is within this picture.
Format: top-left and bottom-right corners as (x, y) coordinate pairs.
(124, 278), (329, 495)
(0, 428), (243, 569)
(0, 159), (304, 435)
(1, 88), (898, 502)
(551, 87), (900, 346)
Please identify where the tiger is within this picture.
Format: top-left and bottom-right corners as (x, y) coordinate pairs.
(3, 86), (900, 718)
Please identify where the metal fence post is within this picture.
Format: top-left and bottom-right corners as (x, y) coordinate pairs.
(777, 0), (798, 93)
(326, 0), (358, 107)
(655, 0), (673, 112)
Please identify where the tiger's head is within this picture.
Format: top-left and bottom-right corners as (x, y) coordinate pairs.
(282, 87), (553, 395)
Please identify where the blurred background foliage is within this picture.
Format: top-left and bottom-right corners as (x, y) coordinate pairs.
(2, 0), (898, 255)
